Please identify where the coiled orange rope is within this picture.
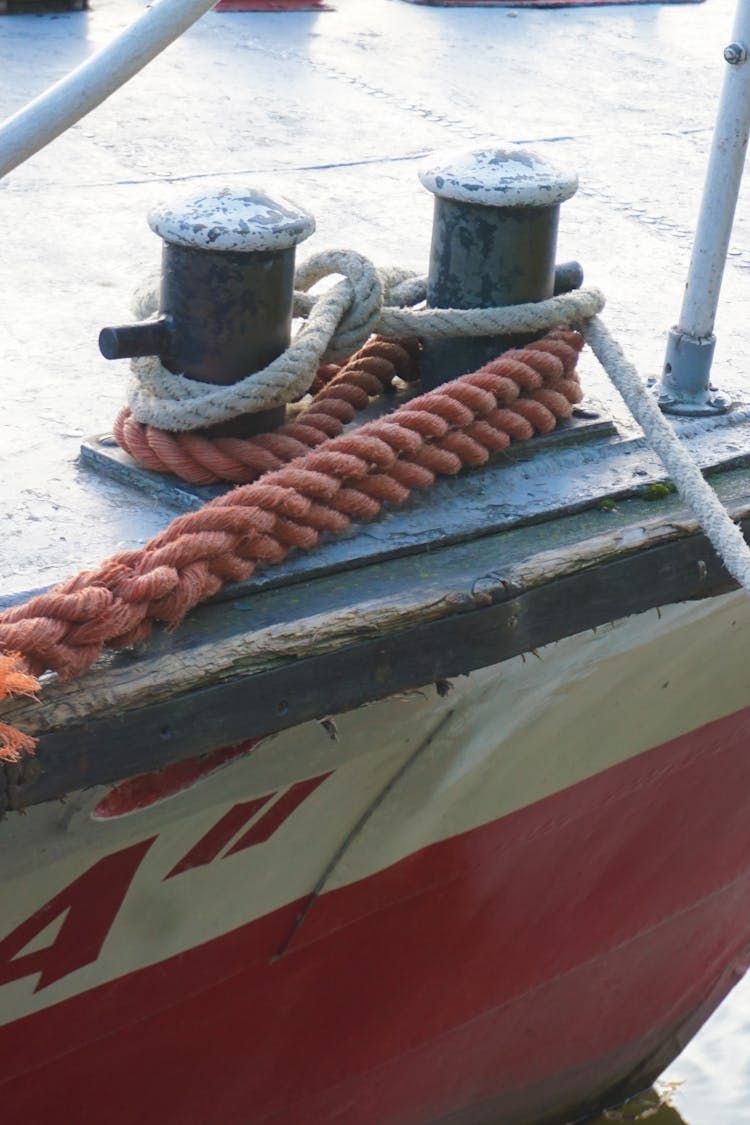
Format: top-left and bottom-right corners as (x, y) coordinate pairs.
(0, 328), (584, 762)
(114, 339), (421, 485)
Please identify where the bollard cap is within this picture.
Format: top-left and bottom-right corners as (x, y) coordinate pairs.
(418, 146), (578, 208)
(148, 184), (316, 252)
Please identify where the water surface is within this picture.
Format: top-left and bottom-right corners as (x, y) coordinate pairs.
(588, 972), (750, 1123)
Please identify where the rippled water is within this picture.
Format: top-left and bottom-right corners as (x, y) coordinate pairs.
(587, 973), (750, 1123)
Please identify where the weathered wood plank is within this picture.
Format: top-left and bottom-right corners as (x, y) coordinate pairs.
(2, 476), (743, 739)
(3, 497), (740, 809)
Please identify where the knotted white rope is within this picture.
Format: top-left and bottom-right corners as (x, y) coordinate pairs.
(126, 247), (605, 432)
(126, 252), (750, 599)
(585, 316), (750, 595)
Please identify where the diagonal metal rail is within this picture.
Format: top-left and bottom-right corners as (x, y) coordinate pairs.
(658, 0), (750, 415)
(0, 0), (219, 180)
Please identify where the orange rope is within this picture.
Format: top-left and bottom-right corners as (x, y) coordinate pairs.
(0, 653), (40, 761)
(114, 339), (421, 485)
(0, 329), (584, 761)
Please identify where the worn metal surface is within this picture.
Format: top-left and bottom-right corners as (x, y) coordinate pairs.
(78, 408), (616, 598)
(156, 245), (295, 383)
(100, 184), (316, 434)
(3, 0), (750, 597)
(420, 147), (576, 383)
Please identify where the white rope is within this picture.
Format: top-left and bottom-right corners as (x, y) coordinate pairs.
(585, 316), (750, 595)
(126, 248), (605, 431)
(128, 250), (381, 431)
(377, 287), (604, 339)
(125, 262), (750, 599)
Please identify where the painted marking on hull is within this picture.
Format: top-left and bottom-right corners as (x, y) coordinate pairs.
(164, 795), (275, 878)
(92, 737), (263, 818)
(0, 773), (334, 994)
(5, 595), (750, 1035)
(0, 839), (155, 993)
(166, 772), (332, 877)
(225, 773), (333, 855)
(4, 710), (750, 1123)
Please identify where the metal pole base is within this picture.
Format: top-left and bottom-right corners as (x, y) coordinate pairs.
(654, 327), (732, 416)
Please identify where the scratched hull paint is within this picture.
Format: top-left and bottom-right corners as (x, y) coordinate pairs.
(3, 591), (750, 1123)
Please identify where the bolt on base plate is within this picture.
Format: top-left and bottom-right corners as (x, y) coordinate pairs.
(650, 382), (734, 417)
(652, 387), (733, 423)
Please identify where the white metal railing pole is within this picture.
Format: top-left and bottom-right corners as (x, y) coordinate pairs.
(0, 0), (220, 181)
(658, 0), (750, 415)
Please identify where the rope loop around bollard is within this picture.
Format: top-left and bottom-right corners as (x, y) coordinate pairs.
(124, 247), (605, 432)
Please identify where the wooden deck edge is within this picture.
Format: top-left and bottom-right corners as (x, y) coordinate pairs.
(0, 494), (743, 809)
(1, 506), (709, 738)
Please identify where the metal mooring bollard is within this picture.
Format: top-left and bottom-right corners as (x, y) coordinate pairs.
(99, 185), (315, 436)
(418, 147), (579, 388)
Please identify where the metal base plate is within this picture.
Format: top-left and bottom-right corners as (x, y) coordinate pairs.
(82, 403), (613, 506)
(80, 404), (615, 595)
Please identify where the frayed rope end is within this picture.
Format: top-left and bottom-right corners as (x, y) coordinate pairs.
(0, 723), (37, 763)
(0, 652), (40, 762)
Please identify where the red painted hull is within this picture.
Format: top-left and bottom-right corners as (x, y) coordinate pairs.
(3, 702), (750, 1124)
